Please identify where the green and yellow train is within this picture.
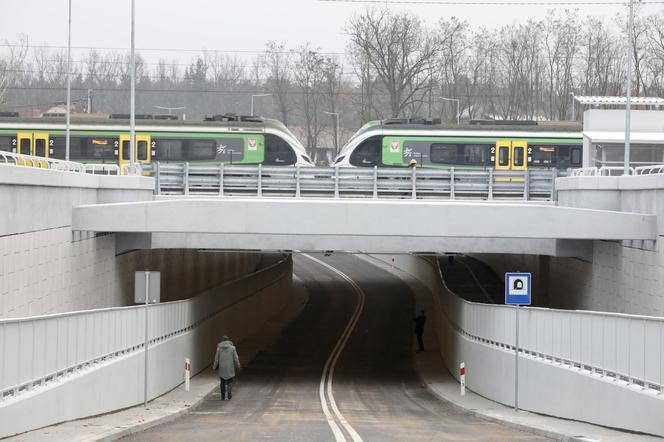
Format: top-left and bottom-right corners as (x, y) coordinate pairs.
(0, 114), (314, 168)
(333, 118), (583, 172)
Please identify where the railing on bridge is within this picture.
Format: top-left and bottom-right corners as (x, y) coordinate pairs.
(0, 150), (122, 175)
(570, 165), (664, 177)
(152, 163), (558, 201)
(0, 256), (290, 402)
(436, 259), (664, 394)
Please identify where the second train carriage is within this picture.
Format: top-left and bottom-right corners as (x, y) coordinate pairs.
(0, 114), (314, 168)
(333, 118), (583, 173)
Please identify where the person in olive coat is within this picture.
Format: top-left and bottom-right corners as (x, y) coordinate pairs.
(212, 336), (241, 400)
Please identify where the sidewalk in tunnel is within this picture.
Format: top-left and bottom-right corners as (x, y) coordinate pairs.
(5, 275), (308, 442)
(358, 254), (660, 442)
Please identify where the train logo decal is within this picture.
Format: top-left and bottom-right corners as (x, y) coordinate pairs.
(217, 143), (228, 154)
(403, 147), (413, 158)
(248, 138), (258, 151)
(390, 140), (400, 153)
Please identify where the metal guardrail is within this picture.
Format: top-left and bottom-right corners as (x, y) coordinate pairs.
(0, 255), (291, 402)
(152, 162), (558, 200)
(434, 258), (664, 394)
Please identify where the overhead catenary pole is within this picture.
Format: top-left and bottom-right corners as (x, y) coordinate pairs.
(129, 0), (136, 174)
(624, 0), (634, 176)
(324, 111), (340, 155)
(439, 97), (460, 124)
(251, 93), (272, 116)
(65, 0), (72, 160)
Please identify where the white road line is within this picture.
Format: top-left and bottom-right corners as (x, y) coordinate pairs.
(302, 253), (365, 442)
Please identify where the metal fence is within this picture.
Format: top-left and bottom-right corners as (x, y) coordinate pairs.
(436, 259), (664, 393)
(153, 163), (558, 200)
(0, 150), (121, 175)
(0, 255), (290, 402)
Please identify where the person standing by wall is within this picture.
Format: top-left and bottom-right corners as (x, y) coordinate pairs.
(413, 310), (426, 352)
(212, 335), (241, 400)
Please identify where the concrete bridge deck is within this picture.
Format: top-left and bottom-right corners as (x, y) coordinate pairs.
(71, 197), (656, 257)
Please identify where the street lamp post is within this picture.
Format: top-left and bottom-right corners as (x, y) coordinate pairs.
(129, 0), (136, 174)
(624, 0), (634, 176)
(570, 93), (575, 121)
(324, 111), (340, 155)
(438, 97), (460, 125)
(65, 0), (72, 160)
(251, 93), (272, 116)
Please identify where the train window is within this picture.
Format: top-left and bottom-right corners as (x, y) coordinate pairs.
(513, 146), (524, 166)
(51, 137), (81, 159)
(20, 138), (30, 154)
(85, 138), (115, 159)
(459, 144), (490, 166)
(121, 140), (131, 160)
(156, 140), (184, 162)
(265, 134), (296, 165)
(571, 147), (581, 166)
(532, 146), (555, 165)
(187, 140), (216, 160)
(498, 146), (510, 166)
(430, 143), (457, 163)
(137, 140), (148, 160)
(0, 136), (12, 151)
(349, 135), (381, 167)
(35, 138), (46, 157)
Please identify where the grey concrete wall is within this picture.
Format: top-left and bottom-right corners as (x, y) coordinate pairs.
(476, 239), (664, 316)
(0, 166), (261, 318)
(0, 256), (293, 438)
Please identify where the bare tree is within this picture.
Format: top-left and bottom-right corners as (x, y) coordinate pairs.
(293, 44), (325, 153)
(346, 8), (439, 117)
(263, 41), (293, 124)
(0, 35), (28, 108)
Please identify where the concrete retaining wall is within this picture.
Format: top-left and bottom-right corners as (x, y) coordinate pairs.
(0, 165), (261, 318)
(0, 255), (293, 438)
(474, 239), (664, 316)
(371, 253), (664, 437)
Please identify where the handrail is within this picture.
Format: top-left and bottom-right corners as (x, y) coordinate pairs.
(634, 164), (664, 175)
(432, 257), (664, 393)
(0, 150), (139, 176)
(0, 254), (291, 401)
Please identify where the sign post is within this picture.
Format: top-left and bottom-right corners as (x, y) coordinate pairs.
(505, 272), (531, 412)
(135, 271), (161, 407)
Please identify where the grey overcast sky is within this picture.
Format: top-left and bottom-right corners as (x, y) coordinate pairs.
(2, 0), (663, 62)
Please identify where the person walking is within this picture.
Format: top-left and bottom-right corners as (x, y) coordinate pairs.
(212, 335), (241, 400)
(413, 310), (426, 352)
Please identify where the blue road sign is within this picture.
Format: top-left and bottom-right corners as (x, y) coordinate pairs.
(505, 272), (531, 305)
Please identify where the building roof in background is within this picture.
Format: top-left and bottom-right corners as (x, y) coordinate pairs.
(574, 96), (664, 106)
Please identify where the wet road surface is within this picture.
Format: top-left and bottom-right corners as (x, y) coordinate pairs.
(124, 253), (547, 441)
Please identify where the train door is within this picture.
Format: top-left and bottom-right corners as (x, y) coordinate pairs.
(33, 133), (49, 158)
(119, 133), (152, 171)
(494, 140), (527, 182)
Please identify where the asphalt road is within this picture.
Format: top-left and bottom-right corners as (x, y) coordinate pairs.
(124, 253), (546, 441)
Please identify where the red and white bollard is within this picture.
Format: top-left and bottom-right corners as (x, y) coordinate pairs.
(184, 358), (191, 392)
(460, 362), (466, 396)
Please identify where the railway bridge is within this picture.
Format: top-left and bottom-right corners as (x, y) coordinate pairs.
(2, 154), (664, 440)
